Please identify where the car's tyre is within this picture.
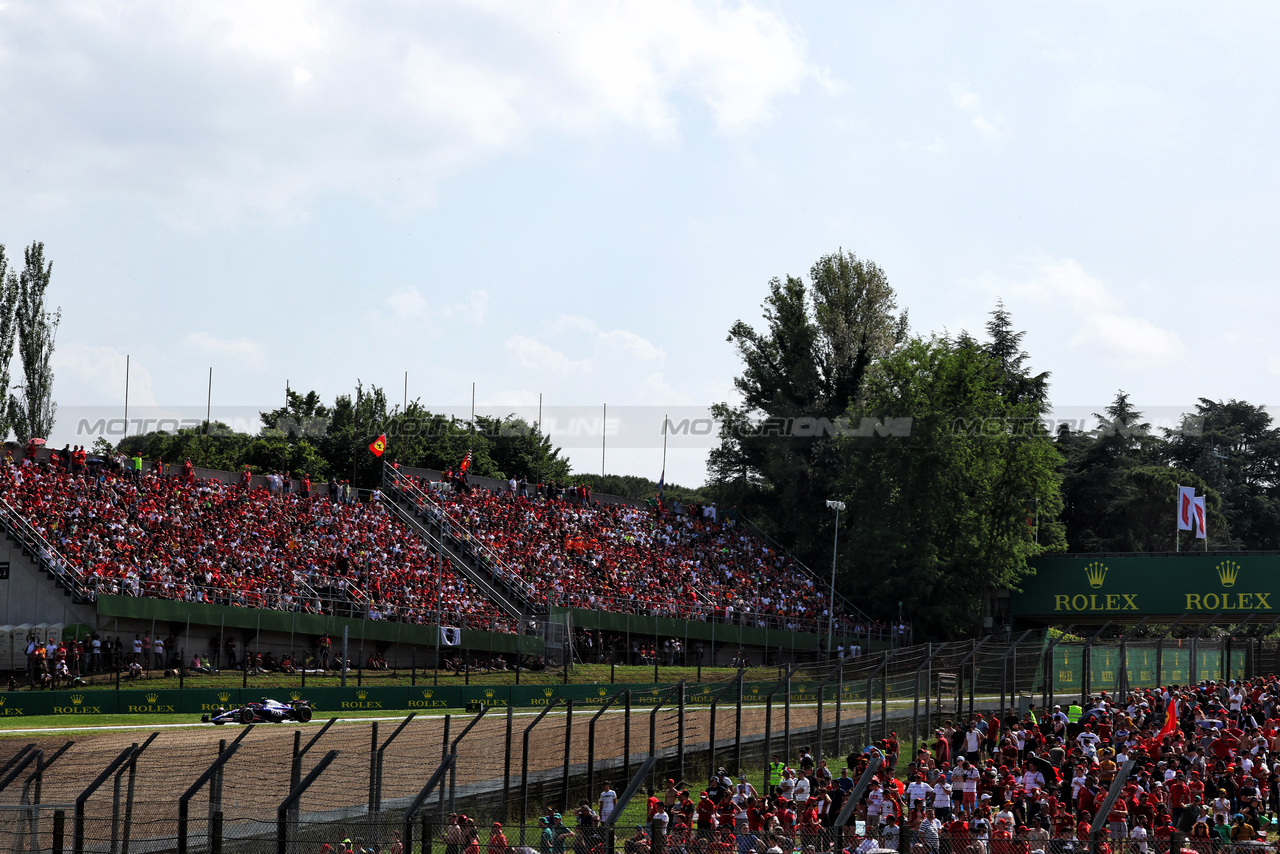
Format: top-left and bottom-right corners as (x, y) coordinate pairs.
(240, 706), (255, 724)
(297, 705), (313, 723)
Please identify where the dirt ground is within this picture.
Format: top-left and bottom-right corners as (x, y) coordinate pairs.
(0, 700), (852, 844)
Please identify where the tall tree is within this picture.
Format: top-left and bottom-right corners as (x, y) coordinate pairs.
(1164, 399), (1280, 548)
(834, 325), (1066, 638)
(1058, 392), (1223, 551)
(0, 246), (18, 441)
(8, 242), (59, 442)
(707, 249), (908, 561)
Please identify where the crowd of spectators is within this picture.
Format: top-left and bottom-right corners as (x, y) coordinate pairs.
(392, 472), (858, 636)
(0, 454), (516, 632)
(853, 677), (1280, 852)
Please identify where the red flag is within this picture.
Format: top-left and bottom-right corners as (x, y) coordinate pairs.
(1156, 697), (1179, 741)
(368, 434), (386, 457)
(459, 450), (472, 473)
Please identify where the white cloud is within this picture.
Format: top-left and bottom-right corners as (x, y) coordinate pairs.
(897, 135), (948, 156)
(1071, 314), (1182, 370)
(947, 81), (1010, 142)
(981, 257), (1185, 371)
(0, 0), (819, 222)
(372, 286), (489, 329)
(505, 335), (591, 374)
(183, 332), (267, 371)
(503, 317), (669, 394)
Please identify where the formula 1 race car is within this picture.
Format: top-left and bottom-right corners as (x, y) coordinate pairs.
(202, 697), (314, 725)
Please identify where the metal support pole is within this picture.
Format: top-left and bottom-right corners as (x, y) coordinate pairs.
(587, 692), (625, 806)
(913, 643), (947, 756)
(276, 750), (340, 854)
(623, 690), (631, 785)
(367, 721), (379, 815)
(521, 701), (562, 832)
(561, 700), (574, 813)
(503, 705), (515, 818)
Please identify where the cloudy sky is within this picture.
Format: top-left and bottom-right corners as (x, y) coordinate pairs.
(1, 1), (1277, 484)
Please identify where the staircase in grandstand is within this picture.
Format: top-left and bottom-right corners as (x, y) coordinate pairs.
(0, 494), (96, 604)
(381, 468), (532, 619)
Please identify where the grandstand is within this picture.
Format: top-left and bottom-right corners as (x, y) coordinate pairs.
(0, 449), (897, 670)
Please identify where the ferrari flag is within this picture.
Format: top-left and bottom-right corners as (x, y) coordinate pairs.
(368, 434), (387, 457)
(459, 450), (472, 473)
(1156, 697), (1179, 741)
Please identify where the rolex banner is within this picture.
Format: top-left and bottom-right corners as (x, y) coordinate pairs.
(440, 626), (462, 646)
(1012, 554), (1272, 616)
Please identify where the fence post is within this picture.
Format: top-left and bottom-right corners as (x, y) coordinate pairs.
(367, 722), (379, 815)
(881, 650), (890, 742)
(503, 705), (515, 818)
(400, 755), (456, 854)
(561, 699), (575, 811)
(678, 685), (686, 783)
(177, 742), (244, 854)
(439, 715), (450, 815)
(623, 690), (631, 786)
(834, 660), (843, 759)
(450, 707), (489, 815)
(784, 669), (792, 762)
(53, 809), (65, 854)
(374, 713), (417, 812)
(587, 692), (625, 808)
(734, 669), (743, 775)
(78, 746), (140, 854)
(120, 732), (159, 854)
(521, 700), (563, 843)
(276, 749), (340, 854)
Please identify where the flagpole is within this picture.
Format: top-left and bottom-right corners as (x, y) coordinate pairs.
(601, 403), (606, 477)
(661, 413), (668, 475)
(471, 382), (476, 449)
(1175, 485), (1179, 553)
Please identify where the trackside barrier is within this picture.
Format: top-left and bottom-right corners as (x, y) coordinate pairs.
(176, 740), (244, 854)
(585, 689), (626, 804)
(400, 753), (455, 854)
(74, 746), (136, 854)
(519, 699), (561, 844)
(277, 748), (340, 854)
(371, 713), (415, 813)
(448, 707), (488, 814)
(109, 731), (157, 854)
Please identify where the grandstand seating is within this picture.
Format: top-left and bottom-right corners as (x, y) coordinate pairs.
(0, 455), (881, 643)
(386, 468), (864, 637)
(0, 460), (516, 631)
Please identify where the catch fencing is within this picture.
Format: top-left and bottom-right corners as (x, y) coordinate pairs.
(0, 630), (1260, 853)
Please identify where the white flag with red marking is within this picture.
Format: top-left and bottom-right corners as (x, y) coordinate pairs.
(1192, 495), (1207, 539)
(1177, 486), (1197, 531)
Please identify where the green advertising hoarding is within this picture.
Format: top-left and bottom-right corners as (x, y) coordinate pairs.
(1045, 644), (1246, 694)
(1013, 554), (1280, 617)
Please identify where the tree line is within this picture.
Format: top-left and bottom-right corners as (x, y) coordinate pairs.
(705, 249), (1280, 638)
(116, 383), (573, 486)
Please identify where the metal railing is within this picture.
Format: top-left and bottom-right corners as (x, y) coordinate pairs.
(0, 495), (96, 603)
(384, 468), (540, 609)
